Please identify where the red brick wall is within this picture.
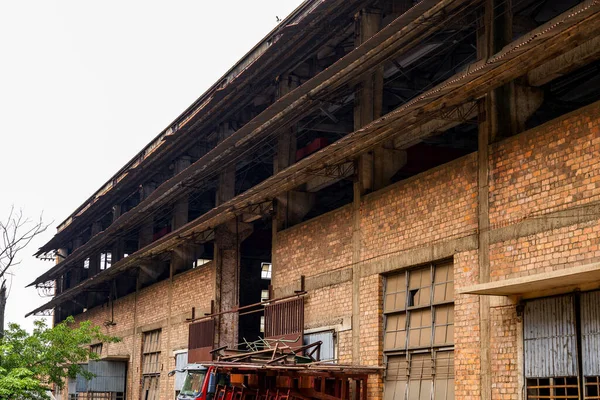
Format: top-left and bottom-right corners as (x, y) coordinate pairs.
(72, 262), (213, 400)
(489, 101), (600, 227)
(360, 154), (478, 261)
(272, 205), (353, 290)
(67, 101), (600, 400)
(490, 305), (519, 400)
(454, 250), (481, 400)
(272, 101), (600, 399)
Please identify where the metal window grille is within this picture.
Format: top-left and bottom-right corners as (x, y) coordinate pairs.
(383, 261), (454, 400)
(69, 393), (124, 400)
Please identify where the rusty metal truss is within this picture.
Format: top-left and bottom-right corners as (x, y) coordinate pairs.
(32, 308), (54, 317)
(306, 161), (354, 180)
(438, 101), (478, 124)
(36, 281), (55, 298)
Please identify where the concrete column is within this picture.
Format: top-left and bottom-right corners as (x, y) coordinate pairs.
(89, 221), (103, 275)
(137, 182), (157, 290)
(214, 220), (253, 350)
(138, 183), (156, 248)
(171, 156), (194, 276)
(478, 3), (499, 399)
(272, 74), (314, 232)
(112, 204), (125, 264)
(213, 128), (255, 349)
(70, 236), (85, 284)
(351, 7), (386, 365)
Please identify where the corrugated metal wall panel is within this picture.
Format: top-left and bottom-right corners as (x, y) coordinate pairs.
(581, 290), (600, 376)
(175, 352), (189, 391)
(75, 366), (88, 393)
(304, 331), (335, 361)
(87, 361), (126, 392)
(524, 295), (578, 378)
(68, 376), (77, 394)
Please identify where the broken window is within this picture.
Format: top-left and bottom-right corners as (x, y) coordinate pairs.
(141, 329), (161, 400)
(525, 290), (600, 400)
(383, 261), (454, 400)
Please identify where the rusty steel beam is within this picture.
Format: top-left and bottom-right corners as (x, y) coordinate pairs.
(26, 0), (600, 317)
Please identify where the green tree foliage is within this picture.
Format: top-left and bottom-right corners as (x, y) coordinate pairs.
(0, 317), (120, 399)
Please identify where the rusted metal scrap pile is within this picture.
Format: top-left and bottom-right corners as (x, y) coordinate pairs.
(205, 337), (381, 399)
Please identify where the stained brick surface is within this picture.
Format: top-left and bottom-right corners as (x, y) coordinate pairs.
(66, 101), (600, 400)
(272, 101), (600, 399)
(72, 263), (213, 400)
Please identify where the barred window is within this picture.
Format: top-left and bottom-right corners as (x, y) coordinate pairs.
(383, 261), (454, 400)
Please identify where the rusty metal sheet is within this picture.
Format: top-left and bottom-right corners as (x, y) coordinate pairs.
(524, 295), (578, 378)
(188, 319), (214, 363)
(265, 297), (304, 344)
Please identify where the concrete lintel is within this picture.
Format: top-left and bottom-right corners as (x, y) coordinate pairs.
(489, 201), (600, 244)
(360, 234), (478, 277)
(459, 262), (600, 299)
(274, 267), (353, 298)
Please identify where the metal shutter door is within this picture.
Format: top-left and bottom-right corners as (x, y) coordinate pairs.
(524, 295), (578, 378)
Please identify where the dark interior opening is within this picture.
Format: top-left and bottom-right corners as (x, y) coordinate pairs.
(238, 218), (272, 347)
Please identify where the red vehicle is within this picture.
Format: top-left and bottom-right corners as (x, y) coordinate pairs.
(173, 361), (373, 400)
(175, 364), (230, 400)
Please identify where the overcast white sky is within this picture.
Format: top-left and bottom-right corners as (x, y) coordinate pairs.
(0, 0), (304, 331)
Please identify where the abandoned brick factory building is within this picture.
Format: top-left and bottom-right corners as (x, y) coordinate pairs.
(28, 0), (600, 399)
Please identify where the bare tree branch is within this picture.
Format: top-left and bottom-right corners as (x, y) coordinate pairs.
(0, 206), (50, 282)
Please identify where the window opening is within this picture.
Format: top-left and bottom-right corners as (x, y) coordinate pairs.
(90, 343), (102, 357)
(261, 262), (272, 280)
(141, 329), (161, 400)
(100, 252), (112, 270)
(383, 261), (454, 400)
(261, 290), (269, 302)
(193, 258), (211, 268)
